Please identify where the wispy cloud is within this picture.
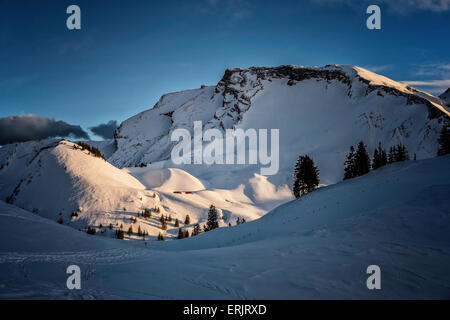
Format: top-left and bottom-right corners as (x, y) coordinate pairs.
(402, 79), (450, 87)
(404, 62), (450, 94)
(413, 63), (450, 77)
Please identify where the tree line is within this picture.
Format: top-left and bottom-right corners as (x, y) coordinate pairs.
(73, 141), (106, 160)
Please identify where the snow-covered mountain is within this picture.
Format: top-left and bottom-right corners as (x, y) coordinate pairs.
(0, 139), (158, 231)
(1, 155), (449, 299)
(110, 65), (449, 185)
(440, 88), (450, 106)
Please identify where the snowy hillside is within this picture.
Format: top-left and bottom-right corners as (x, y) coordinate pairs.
(0, 140), (159, 232)
(0, 139), (290, 239)
(110, 65), (449, 186)
(1, 156), (449, 299)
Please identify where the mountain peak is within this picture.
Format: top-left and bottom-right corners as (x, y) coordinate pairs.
(108, 64), (449, 175)
(439, 88), (450, 106)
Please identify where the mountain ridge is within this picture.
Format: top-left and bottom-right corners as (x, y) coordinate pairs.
(109, 65), (449, 184)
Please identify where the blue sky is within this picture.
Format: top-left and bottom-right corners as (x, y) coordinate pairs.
(1, 0), (449, 140)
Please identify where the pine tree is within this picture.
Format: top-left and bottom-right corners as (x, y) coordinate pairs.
(292, 155), (320, 198)
(395, 143), (409, 162)
(174, 219), (180, 228)
(161, 219), (168, 230)
(157, 233), (164, 241)
(127, 226), (133, 235)
(184, 214), (191, 225)
(437, 125), (450, 156)
(388, 146), (396, 164)
(354, 141), (371, 176)
(372, 142), (387, 170)
(343, 146), (356, 180)
(192, 223), (201, 236)
(138, 225), (142, 237)
(116, 229), (124, 240)
(206, 205), (219, 231)
(389, 143), (409, 163)
(177, 228), (185, 239)
(184, 230), (190, 238)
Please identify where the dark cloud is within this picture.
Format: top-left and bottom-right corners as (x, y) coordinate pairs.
(0, 114), (90, 145)
(89, 120), (118, 140)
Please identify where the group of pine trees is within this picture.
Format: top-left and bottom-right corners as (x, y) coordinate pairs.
(343, 142), (372, 180)
(113, 223), (148, 239)
(177, 228), (190, 239)
(192, 223), (202, 236)
(293, 155), (320, 199)
(158, 214), (190, 230)
(175, 205), (220, 240)
(140, 208), (152, 218)
(372, 142), (388, 170)
(387, 144), (409, 163)
(343, 141), (413, 180)
(292, 140), (421, 198)
(73, 141), (106, 160)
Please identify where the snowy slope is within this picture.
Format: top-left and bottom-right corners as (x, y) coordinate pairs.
(0, 140), (290, 239)
(0, 139), (161, 235)
(110, 65), (449, 186)
(1, 156), (449, 299)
